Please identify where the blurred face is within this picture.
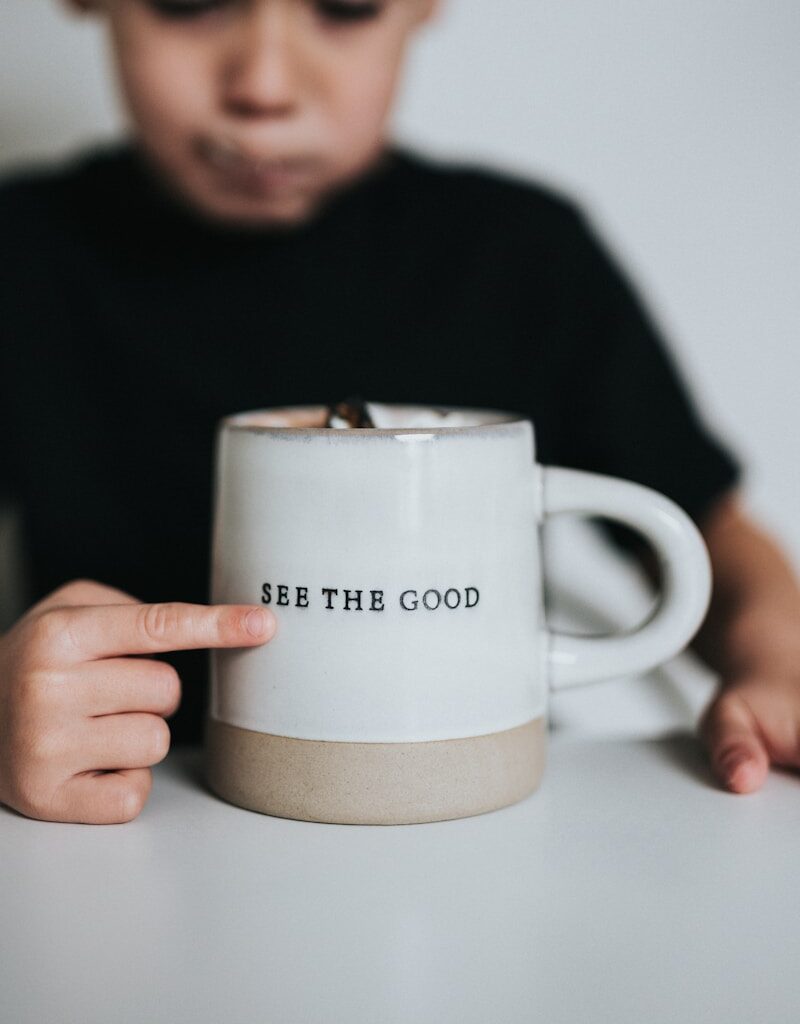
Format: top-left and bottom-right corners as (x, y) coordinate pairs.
(73, 0), (436, 227)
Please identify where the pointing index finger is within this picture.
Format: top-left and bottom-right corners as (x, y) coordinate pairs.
(57, 602), (276, 663)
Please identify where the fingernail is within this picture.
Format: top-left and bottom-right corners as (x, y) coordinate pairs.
(245, 608), (272, 637)
(722, 754), (750, 787)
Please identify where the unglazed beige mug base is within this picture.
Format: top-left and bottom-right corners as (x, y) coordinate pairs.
(204, 716), (546, 825)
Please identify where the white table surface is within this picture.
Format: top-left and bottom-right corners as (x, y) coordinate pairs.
(2, 729), (799, 1024)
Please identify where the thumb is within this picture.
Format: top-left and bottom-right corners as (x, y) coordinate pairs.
(698, 691), (770, 794)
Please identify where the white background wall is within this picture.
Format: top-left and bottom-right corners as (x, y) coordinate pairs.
(1, 1), (798, 732)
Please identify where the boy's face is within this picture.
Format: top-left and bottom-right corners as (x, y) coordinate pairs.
(70, 0), (437, 228)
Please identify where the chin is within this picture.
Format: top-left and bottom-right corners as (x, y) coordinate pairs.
(186, 187), (322, 232)
(212, 200), (317, 230)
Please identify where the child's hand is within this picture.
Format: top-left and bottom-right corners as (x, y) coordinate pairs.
(0, 578), (276, 824)
(699, 671), (800, 793)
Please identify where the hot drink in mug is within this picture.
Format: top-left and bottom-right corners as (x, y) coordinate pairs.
(205, 401), (711, 824)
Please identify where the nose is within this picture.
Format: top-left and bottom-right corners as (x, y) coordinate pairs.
(221, 5), (302, 119)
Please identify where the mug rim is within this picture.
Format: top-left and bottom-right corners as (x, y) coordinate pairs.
(220, 403), (532, 437)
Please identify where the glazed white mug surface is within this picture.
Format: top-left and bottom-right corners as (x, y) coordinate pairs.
(205, 403), (712, 824)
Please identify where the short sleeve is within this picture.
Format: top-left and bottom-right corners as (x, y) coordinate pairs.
(556, 206), (745, 552)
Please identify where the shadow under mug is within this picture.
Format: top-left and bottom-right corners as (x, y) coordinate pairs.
(204, 403), (712, 824)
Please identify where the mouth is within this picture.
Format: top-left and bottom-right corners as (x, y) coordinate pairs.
(194, 135), (319, 193)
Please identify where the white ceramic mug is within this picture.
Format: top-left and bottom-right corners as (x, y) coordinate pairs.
(205, 403), (712, 824)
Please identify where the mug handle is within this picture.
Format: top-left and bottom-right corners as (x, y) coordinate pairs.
(539, 465), (713, 691)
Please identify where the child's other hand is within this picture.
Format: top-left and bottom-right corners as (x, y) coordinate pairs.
(699, 671), (800, 793)
(0, 579), (276, 824)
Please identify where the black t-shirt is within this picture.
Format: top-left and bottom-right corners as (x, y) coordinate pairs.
(0, 142), (743, 744)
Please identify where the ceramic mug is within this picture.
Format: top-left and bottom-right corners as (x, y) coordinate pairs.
(204, 403), (712, 824)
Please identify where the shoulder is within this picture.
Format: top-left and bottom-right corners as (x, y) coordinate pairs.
(0, 157), (59, 248)
(389, 145), (592, 241)
(386, 146), (613, 299)
(0, 143), (135, 251)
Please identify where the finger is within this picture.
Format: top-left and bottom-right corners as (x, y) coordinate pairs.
(58, 768), (153, 824)
(67, 657), (182, 718)
(699, 694), (770, 794)
(78, 712), (172, 772)
(47, 601), (277, 665)
(29, 578), (140, 615)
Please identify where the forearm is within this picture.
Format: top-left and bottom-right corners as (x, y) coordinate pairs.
(691, 502), (800, 678)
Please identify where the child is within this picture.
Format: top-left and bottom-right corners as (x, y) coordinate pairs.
(1, 0), (799, 824)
